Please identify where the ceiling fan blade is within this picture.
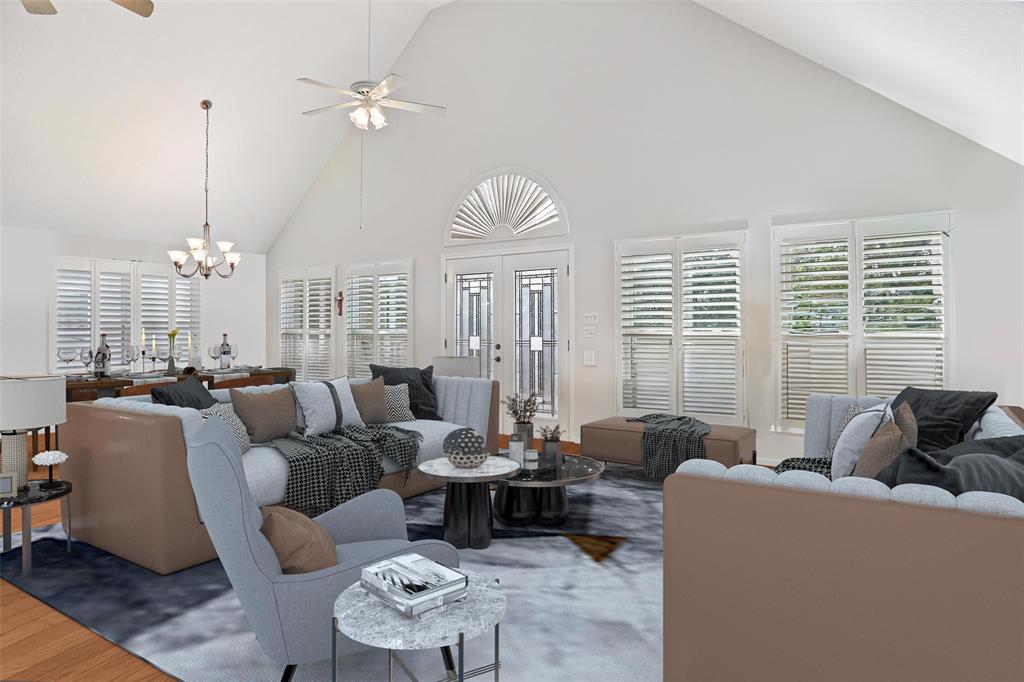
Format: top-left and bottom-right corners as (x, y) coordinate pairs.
(302, 101), (362, 116)
(21, 0), (57, 15)
(297, 78), (358, 98)
(110, 0), (154, 17)
(370, 73), (405, 99)
(379, 98), (447, 116)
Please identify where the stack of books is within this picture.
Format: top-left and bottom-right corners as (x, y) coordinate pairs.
(360, 553), (468, 620)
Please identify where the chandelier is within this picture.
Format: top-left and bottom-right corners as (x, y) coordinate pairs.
(167, 99), (241, 279)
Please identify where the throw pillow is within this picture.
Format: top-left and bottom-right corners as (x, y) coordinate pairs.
(830, 404), (892, 480)
(350, 377), (389, 425)
(260, 506), (337, 574)
(851, 421), (908, 478)
(874, 445), (1024, 503)
(200, 403), (251, 454)
(325, 378), (365, 428)
(890, 387), (998, 451)
(230, 387), (298, 442)
(151, 377), (217, 410)
(290, 382), (336, 437)
(384, 383), (416, 423)
(369, 364), (441, 421)
(825, 405), (861, 459)
(892, 402), (918, 448)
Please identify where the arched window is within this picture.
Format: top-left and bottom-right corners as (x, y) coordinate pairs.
(446, 169), (568, 245)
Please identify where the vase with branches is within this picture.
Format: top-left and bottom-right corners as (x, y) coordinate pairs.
(503, 393), (539, 447)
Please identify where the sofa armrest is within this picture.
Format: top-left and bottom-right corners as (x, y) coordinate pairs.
(313, 488), (408, 544)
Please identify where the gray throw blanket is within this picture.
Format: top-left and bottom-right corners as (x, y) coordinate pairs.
(273, 425), (421, 517)
(627, 414), (710, 478)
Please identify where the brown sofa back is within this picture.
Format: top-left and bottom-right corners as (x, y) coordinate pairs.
(664, 474), (1024, 681)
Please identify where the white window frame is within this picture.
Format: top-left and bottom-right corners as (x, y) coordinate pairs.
(772, 211), (952, 430)
(50, 258), (202, 373)
(614, 230), (749, 426)
(278, 266), (337, 382)
(341, 259), (414, 377)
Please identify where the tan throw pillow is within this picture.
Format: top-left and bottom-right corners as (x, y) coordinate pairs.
(260, 506), (337, 574)
(893, 402), (918, 448)
(230, 387), (298, 443)
(350, 377), (388, 424)
(852, 421), (909, 478)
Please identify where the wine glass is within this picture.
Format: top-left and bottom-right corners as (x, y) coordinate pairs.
(208, 345), (220, 370)
(230, 344), (240, 366)
(156, 349), (169, 372)
(79, 348), (94, 375)
(128, 345), (141, 374)
(57, 348), (77, 374)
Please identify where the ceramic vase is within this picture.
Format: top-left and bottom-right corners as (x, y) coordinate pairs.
(543, 439), (562, 467)
(512, 422), (534, 449)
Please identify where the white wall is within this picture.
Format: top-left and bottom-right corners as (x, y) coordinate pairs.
(267, 1), (1024, 458)
(0, 224), (267, 374)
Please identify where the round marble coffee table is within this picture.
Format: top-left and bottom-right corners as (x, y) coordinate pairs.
(418, 457), (520, 550)
(332, 569), (505, 682)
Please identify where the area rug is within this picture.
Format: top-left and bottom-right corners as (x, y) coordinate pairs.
(1, 464), (663, 681)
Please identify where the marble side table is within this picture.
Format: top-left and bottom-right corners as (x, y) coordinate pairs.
(417, 457), (520, 550)
(1, 479), (73, 577)
(333, 569), (505, 682)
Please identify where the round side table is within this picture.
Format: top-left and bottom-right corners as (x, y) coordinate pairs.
(493, 454), (604, 527)
(1, 479), (73, 576)
(418, 457), (520, 550)
(333, 569), (505, 682)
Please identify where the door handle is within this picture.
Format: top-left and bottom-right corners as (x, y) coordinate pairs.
(494, 356), (502, 363)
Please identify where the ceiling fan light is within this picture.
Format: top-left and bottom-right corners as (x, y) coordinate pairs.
(369, 105), (387, 130)
(167, 250), (188, 266)
(186, 237), (205, 251)
(216, 241), (234, 253)
(349, 106), (370, 130)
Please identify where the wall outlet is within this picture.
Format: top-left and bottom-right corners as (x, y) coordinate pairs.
(583, 325), (597, 338)
(583, 313), (599, 325)
(583, 350), (597, 366)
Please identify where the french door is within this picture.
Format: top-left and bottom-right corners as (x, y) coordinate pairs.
(445, 250), (570, 433)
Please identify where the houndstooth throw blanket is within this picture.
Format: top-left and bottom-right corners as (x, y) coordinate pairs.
(273, 425), (421, 517)
(626, 414), (710, 478)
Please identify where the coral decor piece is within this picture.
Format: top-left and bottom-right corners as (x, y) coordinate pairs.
(33, 450), (68, 490)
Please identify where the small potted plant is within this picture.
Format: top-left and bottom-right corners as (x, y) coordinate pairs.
(540, 424), (563, 467)
(503, 393), (539, 448)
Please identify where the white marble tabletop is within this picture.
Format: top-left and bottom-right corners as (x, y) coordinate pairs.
(417, 456), (520, 483)
(335, 570), (506, 650)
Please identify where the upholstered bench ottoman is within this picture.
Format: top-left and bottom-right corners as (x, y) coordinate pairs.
(580, 417), (756, 468)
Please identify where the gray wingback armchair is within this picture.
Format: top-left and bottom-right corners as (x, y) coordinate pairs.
(186, 418), (460, 681)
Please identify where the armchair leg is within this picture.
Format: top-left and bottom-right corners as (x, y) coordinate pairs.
(441, 646), (456, 679)
(281, 664), (297, 682)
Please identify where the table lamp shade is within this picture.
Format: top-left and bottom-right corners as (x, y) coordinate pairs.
(0, 376), (67, 430)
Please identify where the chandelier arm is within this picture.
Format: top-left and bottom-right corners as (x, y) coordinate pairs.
(213, 262), (236, 279)
(175, 261), (201, 279)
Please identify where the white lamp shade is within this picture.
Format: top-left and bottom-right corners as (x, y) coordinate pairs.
(186, 237), (205, 251)
(0, 376), (67, 430)
(225, 252), (242, 266)
(216, 241), (234, 253)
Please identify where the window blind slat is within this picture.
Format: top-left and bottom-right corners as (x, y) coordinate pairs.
(780, 338), (850, 420)
(140, 272), (171, 356)
(619, 252), (674, 410)
(98, 270), (132, 369)
(56, 268), (93, 369)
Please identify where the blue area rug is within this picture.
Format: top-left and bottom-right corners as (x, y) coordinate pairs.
(1, 463), (664, 681)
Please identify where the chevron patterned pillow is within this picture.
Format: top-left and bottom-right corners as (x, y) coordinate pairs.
(384, 383), (416, 423)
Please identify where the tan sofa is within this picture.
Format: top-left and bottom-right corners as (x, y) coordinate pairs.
(60, 378), (499, 575)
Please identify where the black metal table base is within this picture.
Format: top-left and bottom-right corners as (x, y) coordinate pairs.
(493, 484), (569, 527)
(443, 482), (494, 549)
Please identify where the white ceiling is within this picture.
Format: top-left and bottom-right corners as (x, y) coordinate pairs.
(0, 0), (442, 252)
(697, 0), (1024, 166)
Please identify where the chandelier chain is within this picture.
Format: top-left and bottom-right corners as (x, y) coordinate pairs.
(204, 105), (210, 225)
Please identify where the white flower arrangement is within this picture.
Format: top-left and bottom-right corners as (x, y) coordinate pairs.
(32, 450), (68, 467)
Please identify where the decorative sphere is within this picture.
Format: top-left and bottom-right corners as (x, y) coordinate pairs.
(443, 428), (487, 468)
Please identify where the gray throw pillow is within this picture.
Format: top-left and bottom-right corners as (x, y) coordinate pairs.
(830, 404), (892, 480)
(325, 378), (365, 428)
(384, 383), (416, 423)
(200, 403), (251, 454)
(290, 381), (336, 437)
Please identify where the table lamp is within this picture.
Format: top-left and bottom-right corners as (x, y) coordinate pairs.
(0, 376), (67, 489)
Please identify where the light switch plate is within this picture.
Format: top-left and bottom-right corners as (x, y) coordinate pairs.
(583, 325), (597, 338)
(583, 313), (599, 325)
(583, 350), (597, 366)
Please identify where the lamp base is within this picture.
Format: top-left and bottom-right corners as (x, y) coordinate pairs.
(0, 431), (29, 489)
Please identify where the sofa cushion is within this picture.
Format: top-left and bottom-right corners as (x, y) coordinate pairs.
(385, 384), (416, 423)
(260, 505), (337, 574)
(892, 402), (918, 448)
(968, 405), (1024, 441)
(326, 378), (365, 428)
(371, 364), (442, 421)
(243, 445), (289, 507)
(350, 377), (388, 425)
(290, 381), (336, 436)
(151, 377), (217, 410)
(891, 387), (997, 451)
(200, 403), (251, 454)
(877, 443), (1024, 502)
(851, 421), (908, 479)
(389, 419), (465, 464)
(230, 387), (298, 443)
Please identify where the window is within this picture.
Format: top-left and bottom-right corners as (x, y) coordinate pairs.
(616, 232), (747, 424)
(279, 268), (335, 382)
(446, 169), (567, 244)
(343, 261), (413, 378)
(52, 258), (201, 372)
(773, 212), (949, 424)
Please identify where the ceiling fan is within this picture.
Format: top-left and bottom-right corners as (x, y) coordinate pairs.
(21, 0), (154, 17)
(297, 74), (446, 130)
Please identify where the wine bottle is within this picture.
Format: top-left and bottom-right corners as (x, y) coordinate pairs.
(94, 333), (110, 378)
(220, 333), (231, 370)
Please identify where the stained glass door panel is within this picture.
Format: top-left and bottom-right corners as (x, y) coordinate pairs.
(513, 268), (558, 416)
(454, 272), (495, 378)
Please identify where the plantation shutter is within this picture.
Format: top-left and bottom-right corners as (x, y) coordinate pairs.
(619, 251), (674, 412)
(345, 274), (376, 378)
(55, 264), (93, 370)
(377, 272), (409, 368)
(680, 245), (743, 419)
(97, 265), (133, 369)
(140, 269), (171, 356)
(279, 278), (305, 377)
(305, 276), (334, 381)
(173, 277), (202, 353)
(861, 230), (945, 395)
(777, 234), (851, 420)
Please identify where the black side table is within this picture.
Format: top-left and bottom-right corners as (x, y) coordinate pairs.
(417, 457), (520, 549)
(493, 455), (604, 527)
(1, 480), (72, 576)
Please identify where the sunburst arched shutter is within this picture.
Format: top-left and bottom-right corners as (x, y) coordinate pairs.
(450, 172), (562, 241)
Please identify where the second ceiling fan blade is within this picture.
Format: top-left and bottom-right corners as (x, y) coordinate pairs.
(370, 74), (405, 99)
(302, 101), (361, 116)
(379, 98), (447, 115)
(21, 0), (57, 15)
(298, 78), (358, 98)
(110, 0), (154, 17)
